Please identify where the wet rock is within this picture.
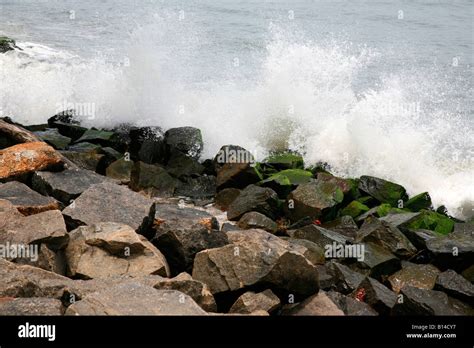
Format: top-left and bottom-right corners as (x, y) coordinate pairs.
(351, 242), (401, 280)
(32, 169), (110, 204)
(453, 222), (474, 236)
(282, 291), (344, 316)
(67, 142), (102, 153)
(260, 169), (313, 197)
(288, 224), (351, 249)
(62, 181), (155, 232)
(0, 298), (64, 316)
(340, 201), (370, 219)
(405, 192), (432, 211)
(238, 211), (278, 233)
(402, 210), (455, 235)
(263, 153), (304, 170)
(152, 272), (217, 312)
(165, 127), (203, 160)
(175, 175), (216, 199)
(0, 142), (64, 180)
(285, 238), (325, 265)
(425, 233), (474, 272)
(388, 263), (440, 293)
(65, 283), (207, 315)
(60, 150), (105, 172)
(229, 289), (280, 314)
(105, 158), (134, 183)
(0, 200), (69, 250)
(227, 185), (279, 221)
(315, 264), (335, 290)
(358, 175), (408, 206)
(214, 145), (261, 189)
(34, 128), (71, 150)
(355, 277), (397, 315)
(326, 291), (378, 316)
(148, 203), (226, 274)
(128, 126), (165, 164)
(356, 216), (417, 258)
(75, 128), (119, 148)
(286, 179), (345, 222)
(166, 150), (204, 178)
(402, 228), (439, 250)
(48, 112), (87, 141)
(193, 229), (319, 297)
(322, 216), (359, 240)
(215, 188), (241, 211)
(434, 269), (474, 305)
(327, 262), (366, 294)
(65, 222), (169, 279)
(392, 286), (471, 315)
(0, 181), (59, 215)
(130, 161), (177, 197)
(0, 36), (18, 53)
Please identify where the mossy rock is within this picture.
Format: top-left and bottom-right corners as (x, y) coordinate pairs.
(358, 175), (408, 206)
(260, 169), (313, 197)
(405, 192), (432, 211)
(340, 200), (370, 218)
(376, 203), (406, 217)
(405, 210), (455, 235)
(263, 152), (304, 170)
(0, 36), (17, 53)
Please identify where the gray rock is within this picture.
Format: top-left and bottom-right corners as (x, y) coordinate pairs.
(129, 161), (177, 197)
(351, 242), (401, 280)
(34, 128), (71, 150)
(215, 188), (241, 211)
(435, 269), (474, 305)
(326, 291), (378, 316)
(327, 262), (366, 294)
(0, 181), (60, 215)
(165, 127), (203, 160)
(227, 185), (279, 221)
(175, 175), (216, 199)
(358, 176), (408, 206)
(288, 224), (351, 250)
(322, 216), (359, 239)
(238, 211), (278, 233)
(60, 150), (105, 172)
(355, 277), (397, 315)
(214, 145), (261, 189)
(426, 233), (474, 272)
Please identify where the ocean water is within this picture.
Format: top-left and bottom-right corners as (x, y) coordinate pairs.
(0, 0), (473, 219)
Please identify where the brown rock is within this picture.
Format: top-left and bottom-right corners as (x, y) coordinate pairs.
(282, 291), (344, 316)
(388, 262), (440, 293)
(0, 181), (60, 215)
(229, 289), (280, 314)
(0, 297), (64, 315)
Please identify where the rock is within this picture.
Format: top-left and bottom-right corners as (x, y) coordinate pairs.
(0, 200), (69, 250)
(326, 291), (378, 316)
(0, 118), (40, 147)
(0, 142), (64, 180)
(214, 145), (261, 189)
(388, 263), (440, 293)
(402, 228), (440, 250)
(62, 181), (155, 232)
(175, 175), (216, 199)
(65, 283), (207, 315)
(322, 216), (359, 239)
(227, 185), (279, 221)
(263, 153), (304, 170)
(327, 262), (366, 294)
(129, 161), (177, 197)
(282, 291), (344, 316)
(14, 244), (67, 275)
(67, 142), (102, 153)
(378, 211), (420, 228)
(148, 204), (227, 274)
(286, 179), (345, 222)
(392, 286), (471, 315)
(285, 238), (325, 265)
(315, 264), (335, 290)
(152, 272), (217, 312)
(221, 222), (241, 232)
(128, 126), (165, 164)
(229, 290), (281, 314)
(352, 242), (401, 280)
(462, 265), (474, 283)
(238, 211), (278, 233)
(48, 111), (87, 141)
(0, 181), (59, 215)
(260, 169), (313, 196)
(34, 128), (71, 150)
(60, 150), (105, 172)
(425, 233), (474, 272)
(434, 269), (474, 305)
(32, 169), (110, 204)
(105, 158), (134, 183)
(65, 223), (169, 279)
(453, 222), (474, 236)
(192, 229), (319, 297)
(340, 201), (370, 218)
(358, 175), (408, 206)
(405, 192), (432, 211)
(164, 127), (203, 160)
(0, 298), (64, 315)
(0, 36), (18, 53)
(166, 150), (204, 178)
(401, 210), (455, 235)
(74, 128), (118, 148)
(355, 277), (397, 315)
(215, 188), (241, 211)
(288, 224), (351, 249)
(356, 216), (417, 258)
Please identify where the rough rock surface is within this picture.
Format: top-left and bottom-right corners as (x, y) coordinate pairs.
(0, 181), (59, 215)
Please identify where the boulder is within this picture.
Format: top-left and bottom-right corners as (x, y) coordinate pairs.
(148, 203), (227, 274)
(65, 223), (169, 279)
(238, 211), (278, 233)
(351, 242), (401, 280)
(192, 229), (319, 297)
(214, 145), (261, 189)
(0, 181), (59, 215)
(175, 175), (216, 200)
(260, 169), (313, 196)
(166, 150), (205, 178)
(340, 201), (370, 218)
(326, 291), (378, 316)
(32, 169), (110, 204)
(128, 126), (165, 164)
(74, 128), (119, 148)
(286, 179), (345, 222)
(388, 263), (440, 293)
(67, 142), (102, 153)
(164, 127), (203, 160)
(405, 192), (432, 211)
(0, 36), (18, 53)
(282, 291), (344, 316)
(0, 142), (64, 180)
(14, 244), (67, 275)
(434, 269), (474, 305)
(425, 233), (474, 272)
(287, 224), (351, 249)
(401, 210), (455, 235)
(65, 283), (207, 315)
(356, 216), (417, 258)
(358, 176), (407, 206)
(285, 238), (325, 265)
(0, 298), (64, 316)
(129, 161), (177, 197)
(262, 153), (304, 170)
(327, 262), (366, 294)
(402, 228), (440, 250)
(355, 277), (397, 315)
(60, 150), (105, 172)
(215, 188), (241, 211)
(392, 286), (472, 315)
(322, 216), (359, 240)
(227, 185), (279, 221)
(62, 181), (155, 232)
(105, 158), (134, 183)
(229, 289), (281, 314)
(34, 128), (71, 150)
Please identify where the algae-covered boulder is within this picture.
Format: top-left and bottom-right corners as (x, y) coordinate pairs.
(404, 210), (455, 235)
(340, 201), (370, 218)
(0, 36), (18, 53)
(405, 192), (432, 211)
(263, 152), (304, 170)
(260, 169), (313, 196)
(358, 176), (407, 206)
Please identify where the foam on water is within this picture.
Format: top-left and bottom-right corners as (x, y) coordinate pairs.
(0, 14), (472, 219)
